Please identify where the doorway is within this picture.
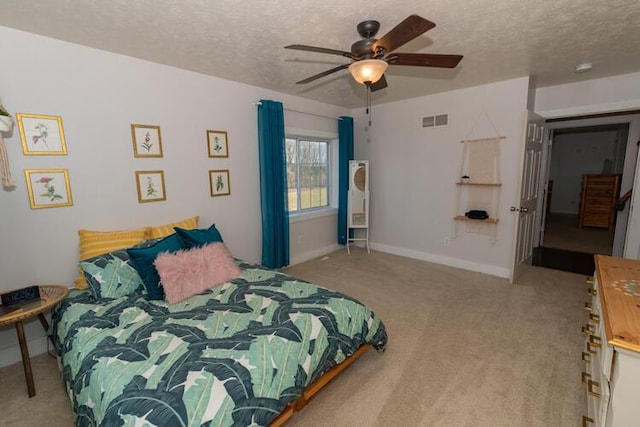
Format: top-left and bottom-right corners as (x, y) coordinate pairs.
(534, 122), (632, 274)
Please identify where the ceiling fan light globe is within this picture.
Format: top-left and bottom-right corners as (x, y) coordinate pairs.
(349, 59), (388, 85)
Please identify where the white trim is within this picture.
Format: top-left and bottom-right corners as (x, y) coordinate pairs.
(0, 336), (48, 368)
(289, 206), (338, 223)
(289, 243), (343, 266)
(543, 113), (640, 129)
(370, 242), (510, 279)
(285, 127), (338, 140)
(536, 101), (640, 120)
(284, 134), (335, 216)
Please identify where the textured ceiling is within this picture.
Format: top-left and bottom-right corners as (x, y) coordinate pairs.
(1, 0), (639, 108)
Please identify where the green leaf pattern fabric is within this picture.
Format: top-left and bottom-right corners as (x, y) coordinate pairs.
(52, 261), (387, 427)
(79, 249), (145, 300)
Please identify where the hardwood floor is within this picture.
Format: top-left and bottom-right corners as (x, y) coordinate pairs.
(532, 246), (595, 275)
(534, 213), (610, 275)
(542, 213), (613, 254)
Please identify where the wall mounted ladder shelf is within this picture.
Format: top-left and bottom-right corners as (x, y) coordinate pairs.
(453, 136), (504, 242)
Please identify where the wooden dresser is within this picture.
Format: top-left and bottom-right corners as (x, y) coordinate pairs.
(578, 174), (621, 232)
(582, 255), (640, 426)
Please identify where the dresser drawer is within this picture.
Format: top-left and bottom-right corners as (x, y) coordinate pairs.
(585, 282), (614, 381)
(587, 256), (640, 426)
(583, 353), (610, 427)
(579, 175), (620, 231)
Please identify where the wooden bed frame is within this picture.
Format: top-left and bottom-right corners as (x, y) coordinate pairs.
(270, 344), (370, 426)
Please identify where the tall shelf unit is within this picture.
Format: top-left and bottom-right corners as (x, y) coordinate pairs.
(347, 160), (370, 254)
(453, 136), (503, 242)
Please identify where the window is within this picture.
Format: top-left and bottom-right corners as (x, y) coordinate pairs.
(285, 137), (329, 213)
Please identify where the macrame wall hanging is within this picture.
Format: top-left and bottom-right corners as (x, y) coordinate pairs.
(0, 100), (16, 191)
(453, 111), (505, 243)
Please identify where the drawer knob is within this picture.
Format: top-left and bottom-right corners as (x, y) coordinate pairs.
(587, 379), (601, 398)
(589, 313), (600, 323)
(581, 371), (591, 384)
(586, 342), (599, 354)
(581, 352), (591, 363)
(588, 334), (602, 347)
(584, 302), (592, 311)
(587, 287), (597, 296)
(586, 276), (594, 285)
(581, 324), (595, 335)
(582, 415), (594, 426)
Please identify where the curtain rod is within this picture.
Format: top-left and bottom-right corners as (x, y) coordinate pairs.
(254, 102), (342, 121)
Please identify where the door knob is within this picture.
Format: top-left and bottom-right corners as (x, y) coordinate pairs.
(510, 207), (529, 213)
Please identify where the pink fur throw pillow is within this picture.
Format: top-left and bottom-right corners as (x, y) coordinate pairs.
(154, 242), (241, 304)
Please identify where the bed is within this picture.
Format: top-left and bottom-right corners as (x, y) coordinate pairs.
(51, 258), (387, 426)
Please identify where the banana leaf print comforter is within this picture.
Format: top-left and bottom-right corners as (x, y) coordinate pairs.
(52, 261), (387, 427)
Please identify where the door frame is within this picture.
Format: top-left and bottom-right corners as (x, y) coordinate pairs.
(534, 113), (640, 257)
(533, 127), (553, 248)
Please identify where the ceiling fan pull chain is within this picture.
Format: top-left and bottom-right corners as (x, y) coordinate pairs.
(367, 85), (372, 126)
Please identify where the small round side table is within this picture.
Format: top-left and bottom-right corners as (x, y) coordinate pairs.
(0, 285), (69, 397)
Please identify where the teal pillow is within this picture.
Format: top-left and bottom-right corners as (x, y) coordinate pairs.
(80, 249), (144, 300)
(174, 223), (223, 249)
(127, 233), (183, 299)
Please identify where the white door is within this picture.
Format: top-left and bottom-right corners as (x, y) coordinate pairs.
(535, 133), (553, 247)
(510, 111), (545, 283)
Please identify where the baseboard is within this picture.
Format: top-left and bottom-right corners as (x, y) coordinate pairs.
(289, 243), (343, 266)
(370, 242), (511, 279)
(0, 336), (49, 368)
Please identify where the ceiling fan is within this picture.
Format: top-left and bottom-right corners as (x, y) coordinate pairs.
(285, 15), (463, 92)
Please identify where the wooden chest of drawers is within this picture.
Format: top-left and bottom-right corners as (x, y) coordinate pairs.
(578, 174), (620, 232)
(582, 255), (640, 426)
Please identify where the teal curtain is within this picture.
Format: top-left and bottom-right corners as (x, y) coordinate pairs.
(257, 100), (290, 268)
(338, 116), (354, 245)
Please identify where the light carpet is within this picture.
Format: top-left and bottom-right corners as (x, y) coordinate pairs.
(1, 248), (588, 426)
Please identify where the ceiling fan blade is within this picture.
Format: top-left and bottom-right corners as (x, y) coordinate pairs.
(295, 63), (350, 84)
(388, 53), (463, 68)
(369, 74), (388, 92)
(372, 15), (435, 55)
(285, 44), (357, 60)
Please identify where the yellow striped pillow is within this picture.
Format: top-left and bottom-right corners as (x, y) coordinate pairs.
(74, 227), (152, 289)
(150, 216), (199, 239)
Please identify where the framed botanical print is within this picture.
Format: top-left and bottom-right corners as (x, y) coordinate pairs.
(209, 169), (230, 197)
(207, 130), (229, 158)
(17, 113), (68, 155)
(24, 169), (73, 209)
(131, 124), (163, 157)
(135, 170), (166, 203)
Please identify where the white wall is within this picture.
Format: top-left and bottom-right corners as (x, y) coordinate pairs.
(535, 72), (640, 118)
(354, 77), (530, 278)
(290, 213), (339, 264)
(549, 131), (618, 214)
(0, 26), (348, 367)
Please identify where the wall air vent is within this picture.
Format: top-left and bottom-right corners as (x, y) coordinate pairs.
(435, 114), (448, 126)
(422, 116), (435, 128)
(422, 113), (448, 128)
